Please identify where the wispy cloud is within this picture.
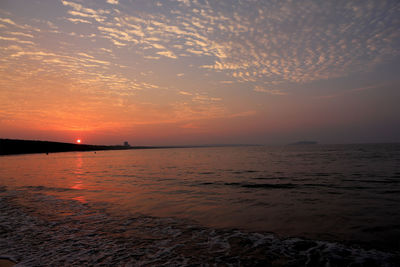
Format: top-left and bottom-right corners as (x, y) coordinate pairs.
(156, 50), (177, 59)
(56, 0), (400, 89)
(179, 91), (191, 96)
(0, 18), (18, 26)
(106, 0), (119, 5)
(316, 83), (387, 99)
(5, 31), (34, 38)
(3, 1), (399, 89)
(67, 17), (91, 24)
(0, 0), (398, 136)
(62, 1), (107, 22)
(0, 36), (34, 45)
(254, 86), (288, 95)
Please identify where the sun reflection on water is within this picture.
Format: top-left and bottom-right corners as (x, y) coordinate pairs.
(71, 153), (86, 203)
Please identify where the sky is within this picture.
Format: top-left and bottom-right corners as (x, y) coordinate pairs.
(0, 0), (399, 145)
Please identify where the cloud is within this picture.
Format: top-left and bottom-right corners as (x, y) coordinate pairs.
(228, 110), (257, 118)
(0, 36), (34, 45)
(63, 1), (107, 22)
(0, 18), (17, 26)
(254, 86), (287, 95)
(1, 0), (398, 132)
(0, 17), (41, 31)
(1, 45), (162, 100)
(78, 52), (94, 58)
(316, 83), (385, 99)
(67, 17), (91, 24)
(5, 31), (33, 38)
(98, 26), (138, 44)
(144, 55), (160, 59)
(106, 0), (119, 5)
(176, 0), (191, 7)
(169, 0), (400, 86)
(67, 10), (105, 22)
(157, 50), (177, 59)
(179, 91), (192, 95)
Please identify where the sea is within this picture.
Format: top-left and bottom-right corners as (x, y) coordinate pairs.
(0, 144), (399, 266)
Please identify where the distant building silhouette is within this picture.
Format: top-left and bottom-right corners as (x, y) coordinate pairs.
(124, 141), (130, 147)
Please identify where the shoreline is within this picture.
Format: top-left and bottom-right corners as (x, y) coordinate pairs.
(1, 188), (399, 266)
(0, 259), (16, 267)
(0, 138), (158, 156)
(0, 138), (260, 156)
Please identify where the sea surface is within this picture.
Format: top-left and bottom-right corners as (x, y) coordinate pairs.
(1, 144), (399, 266)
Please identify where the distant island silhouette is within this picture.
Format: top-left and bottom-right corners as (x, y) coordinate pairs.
(0, 139), (152, 156)
(289, 141), (318, 145)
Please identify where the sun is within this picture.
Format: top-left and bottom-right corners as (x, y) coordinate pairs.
(76, 139), (81, 144)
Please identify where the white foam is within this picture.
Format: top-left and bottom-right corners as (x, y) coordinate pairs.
(1, 189), (398, 266)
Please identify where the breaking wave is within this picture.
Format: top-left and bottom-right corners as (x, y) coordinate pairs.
(1, 187), (398, 266)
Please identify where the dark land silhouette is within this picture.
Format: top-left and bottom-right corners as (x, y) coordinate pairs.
(0, 139), (152, 156)
(289, 141), (318, 145)
(0, 139), (260, 156)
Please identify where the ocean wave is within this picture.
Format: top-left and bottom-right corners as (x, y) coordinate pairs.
(22, 185), (78, 192)
(1, 189), (398, 266)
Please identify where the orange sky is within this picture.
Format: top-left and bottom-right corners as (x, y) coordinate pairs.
(1, 0), (399, 145)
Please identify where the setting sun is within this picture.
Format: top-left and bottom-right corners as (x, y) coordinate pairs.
(76, 139), (81, 144)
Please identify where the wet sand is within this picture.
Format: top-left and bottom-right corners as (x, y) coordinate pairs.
(0, 259), (16, 267)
